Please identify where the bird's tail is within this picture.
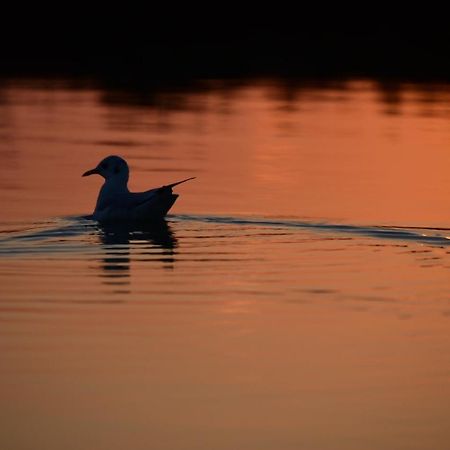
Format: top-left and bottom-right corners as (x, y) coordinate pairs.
(163, 177), (196, 190)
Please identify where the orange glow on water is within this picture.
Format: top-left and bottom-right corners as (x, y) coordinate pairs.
(1, 79), (450, 450)
(1, 80), (450, 226)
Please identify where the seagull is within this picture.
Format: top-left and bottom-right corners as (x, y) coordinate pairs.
(82, 155), (195, 223)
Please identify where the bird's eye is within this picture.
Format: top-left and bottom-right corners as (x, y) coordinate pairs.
(114, 165), (120, 174)
(101, 163), (109, 170)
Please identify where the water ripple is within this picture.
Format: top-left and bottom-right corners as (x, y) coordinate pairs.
(0, 214), (449, 259)
(173, 214), (450, 246)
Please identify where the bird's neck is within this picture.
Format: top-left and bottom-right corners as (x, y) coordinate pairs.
(94, 177), (129, 213)
(103, 176), (129, 194)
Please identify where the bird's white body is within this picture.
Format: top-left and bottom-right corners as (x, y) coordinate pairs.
(83, 155), (193, 223)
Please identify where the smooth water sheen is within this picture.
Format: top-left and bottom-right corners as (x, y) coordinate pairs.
(1, 79), (450, 450)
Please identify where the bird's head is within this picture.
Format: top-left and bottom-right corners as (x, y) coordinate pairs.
(82, 155), (129, 182)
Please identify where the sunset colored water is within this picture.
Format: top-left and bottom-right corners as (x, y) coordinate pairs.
(1, 78), (449, 450)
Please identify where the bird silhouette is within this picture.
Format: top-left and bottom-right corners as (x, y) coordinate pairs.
(83, 155), (194, 223)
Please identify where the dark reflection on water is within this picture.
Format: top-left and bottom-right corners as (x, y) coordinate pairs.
(96, 78), (450, 119)
(375, 80), (404, 115)
(98, 220), (178, 280)
(103, 77), (450, 120)
(2, 76), (450, 119)
(0, 217), (178, 276)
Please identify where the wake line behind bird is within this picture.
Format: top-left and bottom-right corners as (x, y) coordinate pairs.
(82, 155), (195, 223)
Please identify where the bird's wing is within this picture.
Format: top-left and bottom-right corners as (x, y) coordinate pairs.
(124, 177), (196, 208)
(99, 178), (195, 210)
(108, 190), (160, 209)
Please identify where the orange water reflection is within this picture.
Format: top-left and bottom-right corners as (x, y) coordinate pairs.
(1, 79), (450, 450)
(1, 79), (450, 226)
(1, 229), (449, 450)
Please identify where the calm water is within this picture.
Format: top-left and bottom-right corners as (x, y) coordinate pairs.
(1, 78), (450, 450)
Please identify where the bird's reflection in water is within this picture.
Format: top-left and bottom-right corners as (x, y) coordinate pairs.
(96, 220), (178, 285)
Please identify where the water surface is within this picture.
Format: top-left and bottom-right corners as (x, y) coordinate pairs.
(1, 78), (450, 450)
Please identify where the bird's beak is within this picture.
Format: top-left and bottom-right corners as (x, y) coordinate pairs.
(82, 168), (99, 177)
